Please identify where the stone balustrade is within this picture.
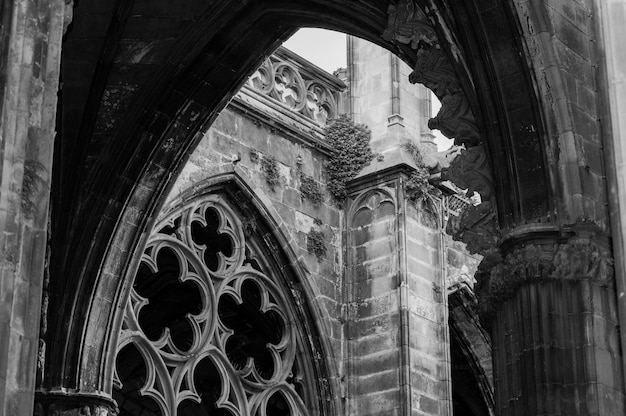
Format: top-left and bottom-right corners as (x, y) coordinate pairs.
(242, 46), (346, 127)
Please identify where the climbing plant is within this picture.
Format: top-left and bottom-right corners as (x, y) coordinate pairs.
(324, 115), (374, 202)
(296, 155), (324, 205)
(21, 159), (46, 219)
(403, 142), (441, 227)
(307, 228), (327, 259)
(299, 174), (324, 205)
(261, 154), (281, 191)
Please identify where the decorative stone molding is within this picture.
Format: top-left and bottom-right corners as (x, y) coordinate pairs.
(442, 145), (494, 202)
(479, 239), (614, 313)
(442, 145), (499, 255)
(446, 202), (498, 256)
(382, 0), (438, 49)
(34, 393), (118, 416)
(245, 47), (344, 127)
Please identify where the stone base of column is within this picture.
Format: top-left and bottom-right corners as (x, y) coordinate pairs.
(34, 392), (118, 416)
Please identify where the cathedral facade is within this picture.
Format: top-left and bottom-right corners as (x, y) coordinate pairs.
(1, 1), (625, 415)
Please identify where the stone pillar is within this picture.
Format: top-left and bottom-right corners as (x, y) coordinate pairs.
(596, 0), (626, 385)
(478, 229), (625, 415)
(0, 0), (71, 414)
(345, 163), (451, 416)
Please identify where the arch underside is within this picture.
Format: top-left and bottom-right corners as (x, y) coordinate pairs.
(46, 0), (553, 398)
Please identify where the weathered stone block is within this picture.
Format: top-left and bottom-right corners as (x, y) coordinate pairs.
(355, 369), (399, 395)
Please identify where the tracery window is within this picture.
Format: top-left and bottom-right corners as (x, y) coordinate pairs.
(113, 193), (319, 416)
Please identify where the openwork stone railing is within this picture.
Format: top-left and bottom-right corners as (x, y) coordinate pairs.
(243, 47), (345, 127)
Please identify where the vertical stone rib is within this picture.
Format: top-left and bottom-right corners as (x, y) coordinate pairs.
(397, 177), (412, 416)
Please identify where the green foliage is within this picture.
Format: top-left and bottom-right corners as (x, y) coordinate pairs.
(249, 149), (260, 163)
(307, 229), (327, 259)
(261, 155), (281, 191)
(403, 143), (441, 228)
(295, 154), (324, 204)
(299, 174), (324, 205)
(405, 168), (432, 203)
(21, 159), (46, 218)
(403, 142), (440, 204)
(324, 115), (374, 202)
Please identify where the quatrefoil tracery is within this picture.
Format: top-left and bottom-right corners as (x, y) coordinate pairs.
(115, 196), (310, 416)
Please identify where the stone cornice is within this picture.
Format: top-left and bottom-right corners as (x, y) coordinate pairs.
(34, 391), (118, 416)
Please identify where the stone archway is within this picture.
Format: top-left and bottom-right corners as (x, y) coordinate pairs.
(25, 0), (622, 415)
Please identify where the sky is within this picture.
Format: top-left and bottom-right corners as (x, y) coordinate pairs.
(282, 28), (452, 150)
(282, 28), (347, 73)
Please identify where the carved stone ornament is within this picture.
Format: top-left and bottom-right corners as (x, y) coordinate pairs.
(34, 396), (119, 416)
(442, 145), (494, 202)
(446, 201), (499, 255)
(480, 239), (614, 312)
(246, 55), (340, 126)
(113, 194), (314, 416)
(382, 0), (480, 145)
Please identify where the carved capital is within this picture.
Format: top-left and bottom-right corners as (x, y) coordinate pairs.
(34, 393), (118, 416)
(478, 238), (614, 314)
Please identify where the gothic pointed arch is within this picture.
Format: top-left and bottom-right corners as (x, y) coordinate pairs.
(45, 0), (583, 399)
(112, 170), (338, 416)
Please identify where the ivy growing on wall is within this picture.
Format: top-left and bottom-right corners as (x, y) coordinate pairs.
(21, 159), (46, 219)
(261, 155), (281, 191)
(296, 155), (323, 205)
(403, 142), (441, 227)
(307, 228), (327, 259)
(324, 115), (374, 202)
(300, 175), (324, 204)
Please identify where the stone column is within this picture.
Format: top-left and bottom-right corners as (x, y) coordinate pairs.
(478, 228), (625, 415)
(344, 162), (451, 416)
(0, 0), (71, 414)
